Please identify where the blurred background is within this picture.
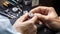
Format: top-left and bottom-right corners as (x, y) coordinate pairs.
(0, 0), (60, 34)
(0, 0), (60, 15)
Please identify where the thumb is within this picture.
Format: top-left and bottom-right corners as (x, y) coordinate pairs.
(17, 13), (29, 22)
(25, 16), (38, 24)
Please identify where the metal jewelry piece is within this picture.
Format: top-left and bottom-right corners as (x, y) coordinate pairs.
(28, 12), (34, 18)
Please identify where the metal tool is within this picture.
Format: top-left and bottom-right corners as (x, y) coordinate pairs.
(0, 11), (16, 18)
(12, 0), (18, 4)
(12, 7), (19, 12)
(23, 10), (28, 14)
(17, 6), (22, 12)
(23, 0), (32, 5)
(5, 9), (9, 12)
(16, 0), (23, 3)
(32, 0), (39, 7)
(3, 1), (9, 7)
(0, 0), (7, 5)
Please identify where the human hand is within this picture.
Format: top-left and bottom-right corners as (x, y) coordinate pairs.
(13, 13), (38, 34)
(30, 6), (58, 21)
(30, 6), (60, 30)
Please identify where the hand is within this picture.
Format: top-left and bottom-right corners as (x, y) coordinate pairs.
(30, 6), (58, 20)
(30, 6), (60, 30)
(13, 13), (38, 34)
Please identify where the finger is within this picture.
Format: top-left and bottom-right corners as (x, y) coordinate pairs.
(25, 16), (38, 24)
(37, 20), (43, 26)
(29, 16), (38, 23)
(30, 6), (50, 14)
(17, 13), (29, 22)
(47, 7), (58, 18)
(59, 17), (60, 19)
(34, 13), (48, 21)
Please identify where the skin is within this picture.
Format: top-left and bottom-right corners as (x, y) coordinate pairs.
(13, 6), (60, 34)
(13, 13), (38, 34)
(30, 6), (60, 30)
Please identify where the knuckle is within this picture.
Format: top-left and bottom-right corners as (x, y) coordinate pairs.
(48, 7), (55, 10)
(49, 7), (54, 9)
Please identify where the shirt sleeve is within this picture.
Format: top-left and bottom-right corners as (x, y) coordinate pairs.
(17, 32), (22, 34)
(0, 15), (22, 34)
